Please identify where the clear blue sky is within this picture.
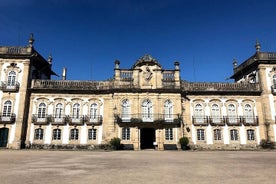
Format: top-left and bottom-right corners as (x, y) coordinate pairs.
(1, 0), (276, 82)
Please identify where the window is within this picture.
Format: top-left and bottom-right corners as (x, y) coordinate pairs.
(38, 103), (46, 118)
(247, 129), (255, 141)
(55, 103), (63, 118)
(227, 104), (237, 124)
(211, 104), (221, 123)
(90, 103), (98, 119)
(197, 129), (205, 141)
(165, 128), (173, 140)
(164, 100), (173, 120)
(72, 103), (80, 118)
(244, 104), (254, 123)
(273, 75), (276, 87)
(3, 100), (12, 117)
(194, 104), (204, 123)
(7, 71), (16, 86)
(70, 128), (79, 140)
(122, 127), (130, 140)
(213, 129), (221, 141)
(122, 99), (130, 119)
(88, 129), (97, 140)
(52, 129), (61, 140)
(230, 129), (239, 141)
(142, 99), (153, 121)
(34, 128), (44, 140)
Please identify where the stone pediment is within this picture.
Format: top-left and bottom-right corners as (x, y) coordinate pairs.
(132, 54), (162, 69)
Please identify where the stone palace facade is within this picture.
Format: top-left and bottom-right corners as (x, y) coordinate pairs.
(0, 34), (275, 150)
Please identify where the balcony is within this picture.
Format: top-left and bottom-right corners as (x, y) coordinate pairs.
(209, 117), (225, 126)
(50, 115), (67, 126)
(0, 113), (16, 124)
(192, 116), (209, 126)
(0, 81), (20, 92)
(67, 115), (85, 126)
(85, 115), (103, 126)
(242, 116), (259, 126)
(225, 116), (243, 126)
(32, 114), (52, 125)
(115, 113), (181, 126)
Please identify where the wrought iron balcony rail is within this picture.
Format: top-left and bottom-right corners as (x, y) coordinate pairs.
(115, 113), (181, 125)
(192, 116), (258, 126)
(32, 114), (103, 126)
(182, 82), (260, 92)
(0, 113), (16, 124)
(0, 81), (20, 92)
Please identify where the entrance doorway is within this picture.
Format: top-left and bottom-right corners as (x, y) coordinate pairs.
(140, 128), (155, 149)
(0, 127), (9, 147)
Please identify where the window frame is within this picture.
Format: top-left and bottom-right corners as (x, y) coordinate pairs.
(165, 128), (174, 141)
(70, 128), (79, 140)
(34, 128), (44, 140)
(122, 127), (130, 140)
(88, 128), (97, 140)
(230, 129), (239, 141)
(197, 129), (205, 141)
(52, 128), (62, 140)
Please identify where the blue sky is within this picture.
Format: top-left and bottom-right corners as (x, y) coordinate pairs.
(1, 0), (276, 82)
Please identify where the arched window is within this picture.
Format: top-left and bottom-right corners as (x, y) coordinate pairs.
(3, 100), (12, 117)
(38, 103), (46, 118)
(55, 103), (63, 118)
(90, 103), (98, 119)
(122, 99), (130, 120)
(34, 128), (44, 140)
(7, 71), (16, 86)
(213, 129), (221, 141)
(52, 128), (61, 140)
(72, 103), (80, 118)
(227, 104), (237, 124)
(164, 100), (173, 120)
(70, 128), (79, 140)
(194, 104), (204, 124)
(244, 104), (254, 123)
(142, 99), (153, 121)
(211, 104), (220, 123)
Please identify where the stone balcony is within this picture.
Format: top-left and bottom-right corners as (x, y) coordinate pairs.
(182, 82), (261, 94)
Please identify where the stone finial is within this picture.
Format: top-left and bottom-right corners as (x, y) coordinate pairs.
(115, 60), (120, 69)
(48, 54), (53, 65)
(255, 40), (261, 52)
(62, 67), (67, 80)
(233, 58), (238, 69)
(174, 61), (180, 70)
(29, 33), (35, 47)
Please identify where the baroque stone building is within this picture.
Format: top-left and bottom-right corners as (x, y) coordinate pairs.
(0, 35), (275, 150)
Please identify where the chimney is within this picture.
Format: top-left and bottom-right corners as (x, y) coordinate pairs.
(62, 67), (67, 80)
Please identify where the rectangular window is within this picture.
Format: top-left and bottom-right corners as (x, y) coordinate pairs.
(165, 128), (174, 140)
(70, 129), (79, 140)
(52, 129), (61, 140)
(230, 129), (239, 141)
(88, 129), (97, 140)
(197, 129), (205, 141)
(213, 129), (221, 141)
(122, 127), (130, 140)
(247, 129), (255, 141)
(34, 128), (43, 140)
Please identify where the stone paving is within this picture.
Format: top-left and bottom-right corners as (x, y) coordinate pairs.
(0, 150), (275, 184)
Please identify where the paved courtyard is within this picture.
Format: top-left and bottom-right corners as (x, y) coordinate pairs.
(0, 150), (275, 184)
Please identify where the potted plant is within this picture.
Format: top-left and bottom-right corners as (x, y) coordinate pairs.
(179, 137), (189, 150)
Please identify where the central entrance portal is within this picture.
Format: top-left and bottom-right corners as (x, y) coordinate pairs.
(140, 128), (155, 149)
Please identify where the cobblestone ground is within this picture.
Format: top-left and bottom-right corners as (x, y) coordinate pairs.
(0, 150), (275, 184)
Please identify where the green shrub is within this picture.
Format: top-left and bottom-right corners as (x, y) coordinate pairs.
(179, 137), (189, 150)
(109, 137), (121, 150)
(179, 137), (189, 146)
